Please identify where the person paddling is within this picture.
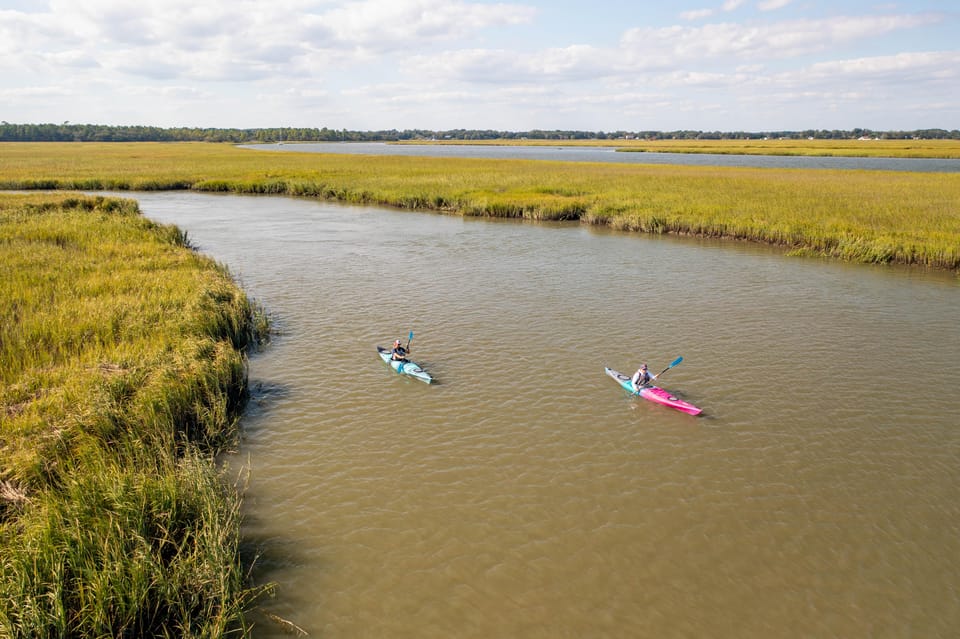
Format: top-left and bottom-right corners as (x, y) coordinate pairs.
(631, 363), (651, 391)
(390, 339), (409, 362)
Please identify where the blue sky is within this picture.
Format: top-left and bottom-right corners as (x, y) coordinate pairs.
(0, 0), (956, 131)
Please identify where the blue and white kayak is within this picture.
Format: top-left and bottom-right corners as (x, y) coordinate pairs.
(377, 346), (433, 384)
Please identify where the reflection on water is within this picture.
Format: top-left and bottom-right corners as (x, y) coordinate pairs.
(132, 192), (960, 639)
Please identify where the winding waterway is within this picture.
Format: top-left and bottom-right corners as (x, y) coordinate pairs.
(130, 191), (960, 638)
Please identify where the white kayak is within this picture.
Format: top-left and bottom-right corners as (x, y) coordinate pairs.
(377, 346), (433, 384)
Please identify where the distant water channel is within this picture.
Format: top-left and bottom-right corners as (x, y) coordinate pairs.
(244, 141), (960, 172)
(127, 191), (960, 638)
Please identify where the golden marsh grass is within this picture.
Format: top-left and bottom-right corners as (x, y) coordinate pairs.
(1, 193), (267, 636)
(1, 142), (958, 269)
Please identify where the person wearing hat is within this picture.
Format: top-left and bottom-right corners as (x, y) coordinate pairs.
(390, 339), (409, 362)
(631, 363), (651, 392)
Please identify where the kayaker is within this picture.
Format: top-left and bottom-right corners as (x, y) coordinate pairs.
(631, 364), (651, 391)
(390, 339), (408, 362)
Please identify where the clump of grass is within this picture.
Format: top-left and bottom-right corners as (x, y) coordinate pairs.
(0, 193), (269, 637)
(2, 453), (259, 638)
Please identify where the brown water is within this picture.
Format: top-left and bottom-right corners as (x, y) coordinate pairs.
(131, 191), (960, 638)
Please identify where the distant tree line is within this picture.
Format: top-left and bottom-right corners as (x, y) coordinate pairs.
(1, 121), (958, 142)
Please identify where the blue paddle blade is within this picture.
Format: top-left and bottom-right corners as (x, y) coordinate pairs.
(671, 356), (683, 367)
(408, 331), (414, 341)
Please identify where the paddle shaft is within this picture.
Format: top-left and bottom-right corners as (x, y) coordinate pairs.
(653, 356), (683, 380)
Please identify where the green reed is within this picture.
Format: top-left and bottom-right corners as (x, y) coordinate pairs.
(2, 453), (257, 638)
(0, 193), (268, 638)
(1, 142), (958, 269)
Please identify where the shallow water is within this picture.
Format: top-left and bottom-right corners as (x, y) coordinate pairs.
(131, 192), (960, 638)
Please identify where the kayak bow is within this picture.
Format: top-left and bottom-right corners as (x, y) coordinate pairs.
(378, 346), (433, 384)
(604, 366), (701, 415)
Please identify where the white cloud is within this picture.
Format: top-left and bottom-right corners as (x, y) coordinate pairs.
(323, 0), (536, 49)
(0, 1), (954, 130)
(0, 85), (74, 99)
(388, 8), (953, 129)
(663, 49), (960, 126)
(679, 0), (746, 20)
(758, 0), (792, 11)
(802, 51), (960, 84)
(405, 43), (615, 84)
(43, 50), (100, 69)
(2, 0), (536, 81)
(681, 9), (715, 21)
(620, 13), (942, 64)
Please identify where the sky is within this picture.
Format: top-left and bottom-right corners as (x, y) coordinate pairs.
(0, 0), (957, 132)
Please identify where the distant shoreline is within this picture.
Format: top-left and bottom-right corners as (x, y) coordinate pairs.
(2, 122), (958, 150)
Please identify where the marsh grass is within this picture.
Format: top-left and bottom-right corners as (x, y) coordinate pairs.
(0, 193), (268, 637)
(1, 142), (958, 269)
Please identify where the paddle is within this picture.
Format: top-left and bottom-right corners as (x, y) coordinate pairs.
(652, 356), (683, 381)
(405, 330), (413, 351)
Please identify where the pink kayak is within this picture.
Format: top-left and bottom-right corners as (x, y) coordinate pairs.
(604, 367), (702, 415)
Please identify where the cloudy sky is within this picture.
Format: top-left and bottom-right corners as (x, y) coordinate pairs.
(1, 0), (956, 131)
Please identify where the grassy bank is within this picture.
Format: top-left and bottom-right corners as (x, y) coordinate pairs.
(0, 193), (268, 637)
(1, 142), (958, 270)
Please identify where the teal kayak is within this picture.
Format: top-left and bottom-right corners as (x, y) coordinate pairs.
(377, 346), (432, 384)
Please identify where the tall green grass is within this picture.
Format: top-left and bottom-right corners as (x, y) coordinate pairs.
(2, 453), (258, 638)
(0, 193), (268, 638)
(1, 142), (958, 270)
